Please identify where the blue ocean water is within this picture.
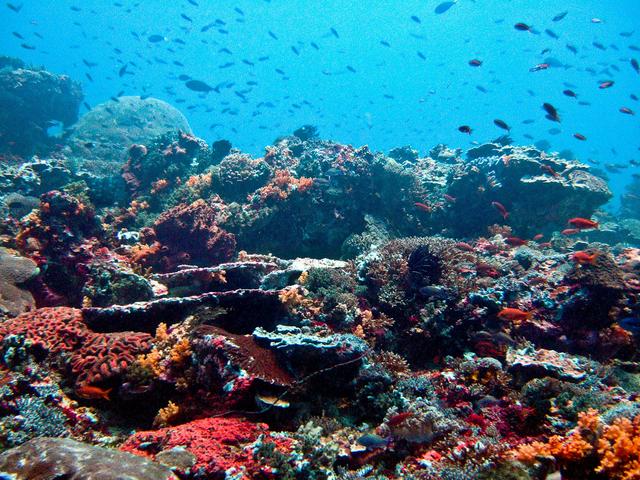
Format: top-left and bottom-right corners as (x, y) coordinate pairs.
(2, 0), (639, 203)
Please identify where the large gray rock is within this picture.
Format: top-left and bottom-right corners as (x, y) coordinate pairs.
(0, 60), (83, 155)
(0, 437), (178, 480)
(0, 247), (39, 317)
(67, 96), (192, 174)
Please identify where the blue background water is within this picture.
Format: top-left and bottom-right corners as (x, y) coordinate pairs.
(2, 0), (639, 207)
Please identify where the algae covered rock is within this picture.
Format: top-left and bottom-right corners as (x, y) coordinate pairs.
(0, 247), (39, 317)
(445, 144), (611, 236)
(0, 437), (177, 479)
(67, 96), (192, 173)
(0, 60), (83, 155)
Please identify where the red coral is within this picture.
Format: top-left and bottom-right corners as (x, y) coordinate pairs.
(153, 199), (236, 270)
(121, 416), (269, 479)
(0, 307), (152, 387)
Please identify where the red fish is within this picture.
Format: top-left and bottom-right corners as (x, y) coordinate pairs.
(455, 242), (475, 252)
(561, 228), (580, 235)
(533, 233), (544, 241)
(476, 263), (500, 278)
(491, 201), (509, 220)
(572, 251), (600, 265)
(541, 165), (560, 177)
(387, 412), (414, 427)
(444, 194), (457, 203)
(76, 385), (112, 401)
(568, 217), (599, 229)
(497, 308), (532, 322)
(505, 237), (527, 247)
(414, 202), (432, 213)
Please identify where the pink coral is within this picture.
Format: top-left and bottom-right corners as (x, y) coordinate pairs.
(0, 307), (152, 387)
(121, 416), (269, 479)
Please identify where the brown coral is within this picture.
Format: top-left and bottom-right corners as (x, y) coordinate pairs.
(153, 199), (236, 269)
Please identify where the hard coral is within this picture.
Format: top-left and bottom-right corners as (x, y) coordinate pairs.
(0, 307), (152, 387)
(153, 199), (236, 270)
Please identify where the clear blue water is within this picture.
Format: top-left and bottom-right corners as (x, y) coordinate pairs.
(3, 0), (639, 203)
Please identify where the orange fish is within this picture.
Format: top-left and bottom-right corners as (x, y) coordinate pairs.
(76, 385), (112, 401)
(568, 217), (599, 229)
(572, 251), (600, 265)
(497, 308), (532, 322)
(533, 233), (544, 241)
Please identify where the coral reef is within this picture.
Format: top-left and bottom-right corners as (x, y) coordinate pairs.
(0, 113), (637, 479)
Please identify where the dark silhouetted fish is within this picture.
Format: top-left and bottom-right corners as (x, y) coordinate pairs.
(545, 29), (559, 39)
(185, 79), (215, 92)
(552, 11), (568, 22)
(494, 119), (511, 131)
(148, 34), (165, 43)
(435, 1), (456, 14)
(543, 103), (560, 122)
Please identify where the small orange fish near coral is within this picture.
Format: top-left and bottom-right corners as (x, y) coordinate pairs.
(76, 385), (112, 401)
(572, 251), (599, 265)
(497, 308), (532, 322)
